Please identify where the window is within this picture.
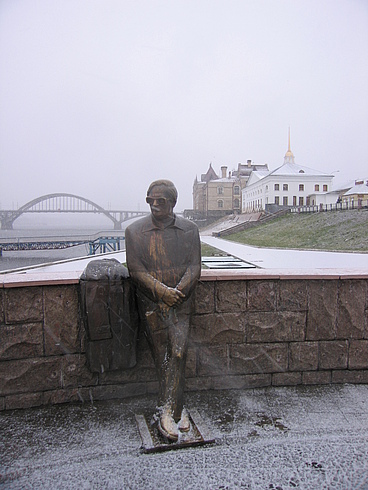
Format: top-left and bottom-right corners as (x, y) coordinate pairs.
(234, 198), (240, 208)
(218, 200), (223, 208)
(275, 196), (280, 205)
(234, 185), (240, 195)
(299, 184), (304, 191)
(315, 184), (320, 192)
(283, 184), (288, 191)
(274, 184), (279, 191)
(299, 197), (304, 206)
(217, 186), (223, 195)
(293, 196), (297, 206)
(265, 185), (269, 191)
(283, 196), (288, 206)
(323, 185), (328, 192)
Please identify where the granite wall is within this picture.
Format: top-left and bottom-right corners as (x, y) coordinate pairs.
(1, 274), (367, 410)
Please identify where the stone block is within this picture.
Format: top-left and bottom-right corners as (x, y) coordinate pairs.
(136, 334), (155, 364)
(278, 280), (308, 311)
(146, 381), (159, 394)
(272, 372), (302, 386)
(246, 311), (305, 343)
(332, 370), (368, 384)
(0, 290), (4, 324)
(349, 340), (368, 369)
(44, 285), (80, 356)
(79, 318), (87, 353)
(215, 280), (247, 312)
(92, 382), (147, 401)
(185, 347), (197, 378)
(247, 280), (277, 311)
(306, 280), (338, 340)
(4, 287), (43, 323)
(302, 371), (331, 385)
(43, 387), (90, 406)
(185, 376), (214, 392)
(0, 357), (62, 396)
(0, 323), (43, 360)
(198, 345), (229, 376)
(5, 392), (44, 410)
(289, 342), (318, 372)
(61, 354), (97, 389)
(99, 363), (157, 385)
(194, 281), (215, 314)
(213, 373), (271, 390)
(230, 343), (288, 374)
(319, 340), (348, 370)
(191, 312), (245, 344)
(337, 280), (367, 339)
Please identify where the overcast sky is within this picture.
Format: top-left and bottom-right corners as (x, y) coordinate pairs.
(1, 0), (367, 213)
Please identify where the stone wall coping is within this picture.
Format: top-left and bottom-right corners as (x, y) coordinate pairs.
(0, 271), (81, 288)
(200, 268), (368, 281)
(1, 267), (367, 288)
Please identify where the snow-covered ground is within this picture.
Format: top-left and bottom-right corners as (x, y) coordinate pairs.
(200, 213), (262, 236)
(201, 236), (368, 270)
(1, 385), (367, 489)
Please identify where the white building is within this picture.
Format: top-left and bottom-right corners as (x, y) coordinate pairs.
(242, 134), (334, 212)
(342, 179), (368, 206)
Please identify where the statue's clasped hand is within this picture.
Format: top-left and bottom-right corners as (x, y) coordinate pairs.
(159, 287), (184, 321)
(162, 287), (185, 307)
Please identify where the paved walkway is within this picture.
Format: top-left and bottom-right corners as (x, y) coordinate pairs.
(1, 385), (368, 489)
(5, 238), (368, 277)
(201, 236), (368, 270)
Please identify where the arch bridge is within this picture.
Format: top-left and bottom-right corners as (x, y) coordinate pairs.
(0, 193), (149, 230)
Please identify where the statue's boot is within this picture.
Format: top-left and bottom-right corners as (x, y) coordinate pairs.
(159, 408), (179, 441)
(178, 407), (190, 432)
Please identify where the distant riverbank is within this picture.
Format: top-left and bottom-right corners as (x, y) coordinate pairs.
(0, 227), (122, 272)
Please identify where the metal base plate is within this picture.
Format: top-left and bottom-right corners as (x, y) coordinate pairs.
(135, 409), (216, 453)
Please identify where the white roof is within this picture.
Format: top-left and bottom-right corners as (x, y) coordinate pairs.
(268, 162), (333, 177)
(246, 170), (269, 186)
(344, 182), (368, 196)
(329, 181), (355, 192)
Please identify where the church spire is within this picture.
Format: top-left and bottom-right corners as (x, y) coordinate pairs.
(284, 127), (295, 164)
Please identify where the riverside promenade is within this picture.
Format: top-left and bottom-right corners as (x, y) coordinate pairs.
(1, 240), (368, 488)
(200, 236), (368, 270)
(1, 384), (368, 489)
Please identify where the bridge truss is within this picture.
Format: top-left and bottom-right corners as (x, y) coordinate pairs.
(0, 236), (123, 257)
(0, 193), (148, 230)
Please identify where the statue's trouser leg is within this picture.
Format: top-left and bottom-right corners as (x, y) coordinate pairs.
(143, 300), (192, 422)
(161, 308), (190, 421)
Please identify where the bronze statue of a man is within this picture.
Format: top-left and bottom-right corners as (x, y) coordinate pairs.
(125, 180), (201, 441)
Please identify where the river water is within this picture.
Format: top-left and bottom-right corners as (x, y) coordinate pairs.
(0, 219), (125, 272)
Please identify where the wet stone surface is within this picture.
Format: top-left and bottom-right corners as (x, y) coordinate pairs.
(0, 385), (368, 489)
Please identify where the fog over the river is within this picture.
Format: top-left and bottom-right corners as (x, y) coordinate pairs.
(1, 0), (367, 213)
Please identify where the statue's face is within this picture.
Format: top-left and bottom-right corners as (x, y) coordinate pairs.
(146, 185), (174, 221)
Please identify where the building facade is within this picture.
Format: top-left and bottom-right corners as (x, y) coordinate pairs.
(342, 180), (368, 207)
(193, 161), (268, 218)
(242, 137), (334, 212)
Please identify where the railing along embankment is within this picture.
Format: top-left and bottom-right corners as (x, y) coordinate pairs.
(214, 209), (290, 237)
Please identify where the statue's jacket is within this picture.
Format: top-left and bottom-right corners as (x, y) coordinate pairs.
(125, 214), (201, 307)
